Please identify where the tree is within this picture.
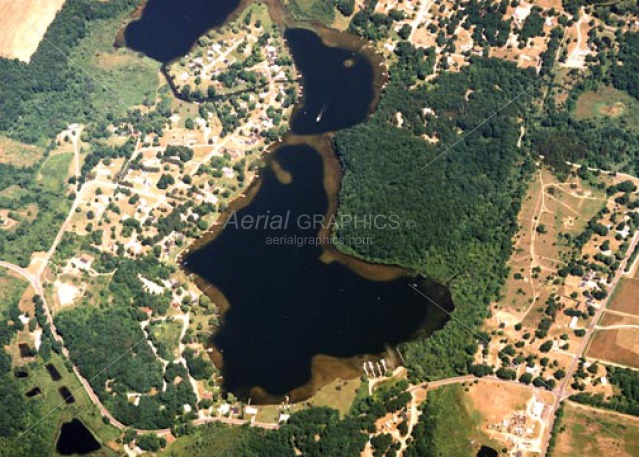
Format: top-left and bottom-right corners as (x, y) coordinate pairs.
(539, 340), (554, 353)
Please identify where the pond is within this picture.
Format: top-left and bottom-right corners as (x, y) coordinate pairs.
(185, 27), (453, 402)
(477, 445), (499, 457)
(46, 363), (62, 381)
(56, 419), (101, 456)
(58, 386), (76, 404)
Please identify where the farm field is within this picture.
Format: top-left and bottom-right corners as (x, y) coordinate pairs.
(587, 327), (639, 369)
(553, 402), (639, 457)
(0, 0), (66, 62)
(607, 278), (639, 316)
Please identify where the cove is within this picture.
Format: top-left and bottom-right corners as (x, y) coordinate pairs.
(122, 0), (242, 63)
(185, 27), (453, 401)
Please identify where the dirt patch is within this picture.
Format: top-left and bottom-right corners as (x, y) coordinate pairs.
(0, 0), (67, 62)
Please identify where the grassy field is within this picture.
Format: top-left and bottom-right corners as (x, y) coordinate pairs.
(417, 384), (498, 457)
(284, 0), (336, 24)
(38, 153), (73, 192)
(587, 328), (639, 369)
(552, 402), (639, 457)
(149, 319), (183, 361)
(159, 421), (251, 456)
(70, 15), (159, 115)
(573, 86), (639, 127)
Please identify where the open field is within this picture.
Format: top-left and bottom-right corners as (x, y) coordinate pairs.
(573, 86), (639, 124)
(38, 153), (73, 191)
(70, 14), (159, 113)
(553, 402), (639, 457)
(0, 0), (66, 62)
(608, 278), (639, 316)
(0, 136), (45, 167)
(587, 327), (639, 369)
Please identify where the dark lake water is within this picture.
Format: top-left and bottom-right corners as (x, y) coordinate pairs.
(56, 419), (101, 456)
(186, 143), (452, 398)
(185, 28), (453, 400)
(286, 28), (375, 134)
(123, 0), (241, 63)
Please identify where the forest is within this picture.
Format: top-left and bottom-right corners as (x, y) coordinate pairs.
(333, 47), (538, 381)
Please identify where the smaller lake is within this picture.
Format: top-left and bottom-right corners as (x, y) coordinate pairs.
(56, 419), (101, 456)
(286, 28), (375, 135)
(123, 0), (242, 63)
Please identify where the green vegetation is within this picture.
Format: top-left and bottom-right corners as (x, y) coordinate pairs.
(571, 366), (639, 416)
(285, 0), (336, 25)
(0, 152), (72, 266)
(334, 51), (537, 381)
(404, 385), (475, 457)
(69, 16), (159, 115)
(612, 32), (639, 100)
(0, 0), (150, 144)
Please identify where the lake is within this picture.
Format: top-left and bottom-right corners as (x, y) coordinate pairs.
(122, 0), (242, 63)
(185, 27), (453, 401)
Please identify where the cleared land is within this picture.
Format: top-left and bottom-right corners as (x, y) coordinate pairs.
(0, 136), (44, 167)
(553, 402), (639, 457)
(0, 0), (66, 62)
